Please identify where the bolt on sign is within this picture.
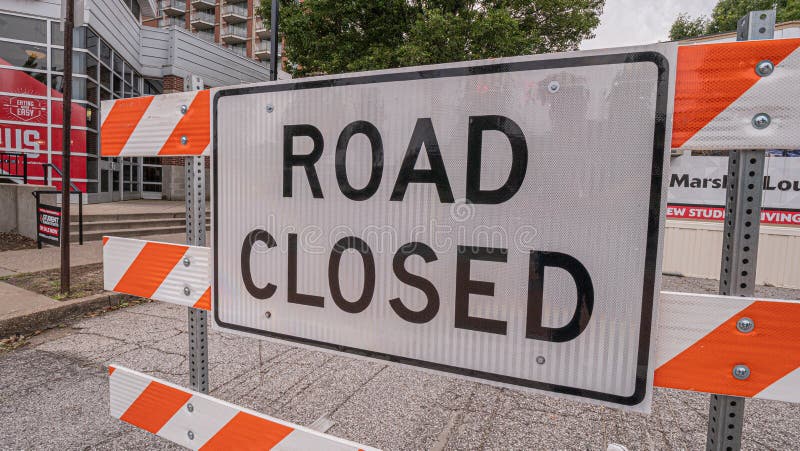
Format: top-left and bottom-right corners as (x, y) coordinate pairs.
(212, 47), (673, 411)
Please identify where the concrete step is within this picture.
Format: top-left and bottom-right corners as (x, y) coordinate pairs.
(69, 211), (211, 222)
(71, 225), (210, 242)
(69, 218), (192, 232)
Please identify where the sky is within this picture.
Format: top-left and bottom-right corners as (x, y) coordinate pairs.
(581, 0), (719, 50)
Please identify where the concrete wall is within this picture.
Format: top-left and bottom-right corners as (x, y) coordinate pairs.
(0, 184), (41, 240)
(160, 166), (210, 201)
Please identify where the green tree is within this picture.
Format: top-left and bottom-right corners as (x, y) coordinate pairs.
(668, 13), (709, 40)
(669, 0), (800, 40)
(262, 0), (605, 77)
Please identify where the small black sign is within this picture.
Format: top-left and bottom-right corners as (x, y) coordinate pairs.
(37, 203), (61, 247)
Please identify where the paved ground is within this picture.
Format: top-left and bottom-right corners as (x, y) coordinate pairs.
(0, 276), (798, 450)
(0, 233), (188, 277)
(73, 199), (188, 216)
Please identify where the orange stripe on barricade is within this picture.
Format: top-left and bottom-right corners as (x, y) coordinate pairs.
(158, 90), (210, 156)
(102, 236), (109, 246)
(193, 287), (212, 311)
(100, 96), (155, 156)
(113, 242), (188, 298)
(654, 301), (800, 396)
(119, 381), (192, 434)
(200, 412), (294, 450)
(672, 39), (800, 148)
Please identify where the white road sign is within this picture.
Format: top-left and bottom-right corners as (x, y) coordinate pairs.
(213, 50), (670, 411)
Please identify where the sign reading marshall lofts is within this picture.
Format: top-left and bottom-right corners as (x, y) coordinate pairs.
(212, 51), (670, 411)
(668, 154), (800, 226)
(37, 203), (61, 247)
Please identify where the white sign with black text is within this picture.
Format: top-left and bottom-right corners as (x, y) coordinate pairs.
(212, 50), (671, 411)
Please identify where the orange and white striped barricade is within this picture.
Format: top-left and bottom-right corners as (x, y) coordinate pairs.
(102, 236), (211, 311)
(108, 365), (376, 450)
(99, 33), (800, 449)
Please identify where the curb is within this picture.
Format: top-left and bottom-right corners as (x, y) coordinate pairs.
(0, 292), (139, 337)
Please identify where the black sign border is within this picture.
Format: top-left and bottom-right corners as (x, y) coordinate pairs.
(213, 51), (669, 407)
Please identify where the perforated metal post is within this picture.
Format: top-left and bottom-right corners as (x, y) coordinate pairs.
(185, 75), (208, 394)
(706, 10), (774, 451)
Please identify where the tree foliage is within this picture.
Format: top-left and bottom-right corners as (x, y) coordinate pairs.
(261, 0), (605, 77)
(669, 0), (800, 40)
(669, 13), (709, 40)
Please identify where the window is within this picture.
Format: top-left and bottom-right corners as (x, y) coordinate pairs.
(100, 65), (111, 89)
(87, 53), (98, 80)
(99, 40), (111, 66)
(143, 79), (162, 95)
(0, 67), (48, 95)
(51, 23), (87, 48)
(113, 53), (123, 75)
(87, 79), (99, 105)
(51, 76), (87, 101)
(0, 40), (47, 69)
(113, 74), (123, 97)
(50, 49), (89, 75)
(86, 29), (98, 55)
(0, 13), (46, 43)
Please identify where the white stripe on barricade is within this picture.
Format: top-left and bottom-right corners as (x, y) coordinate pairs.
(108, 365), (377, 450)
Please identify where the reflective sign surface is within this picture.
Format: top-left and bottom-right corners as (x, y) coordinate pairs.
(213, 50), (669, 411)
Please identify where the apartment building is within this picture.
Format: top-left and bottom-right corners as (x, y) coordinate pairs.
(144, 0), (279, 66)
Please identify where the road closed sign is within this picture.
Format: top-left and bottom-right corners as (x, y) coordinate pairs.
(213, 50), (670, 410)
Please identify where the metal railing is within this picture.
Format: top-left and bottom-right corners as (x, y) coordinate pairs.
(192, 30), (215, 42)
(40, 162), (83, 246)
(159, 16), (186, 28)
(227, 44), (247, 57)
(0, 151), (28, 183)
(160, 0), (186, 13)
(191, 10), (214, 24)
(222, 4), (247, 17)
(221, 24), (247, 39)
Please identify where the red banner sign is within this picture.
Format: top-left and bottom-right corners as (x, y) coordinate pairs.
(667, 204), (800, 227)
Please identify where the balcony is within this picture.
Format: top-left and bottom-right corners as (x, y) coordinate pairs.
(254, 18), (270, 39)
(253, 41), (274, 61)
(222, 4), (247, 24)
(227, 44), (247, 57)
(220, 24), (247, 44)
(190, 10), (215, 30)
(192, 30), (215, 43)
(159, 16), (186, 29)
(160, 0), (186, 16)
(191, 0), (215, 10)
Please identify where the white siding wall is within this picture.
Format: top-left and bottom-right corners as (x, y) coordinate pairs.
(85, 0), (142, 71)
(663, 220), (800, 289)
(170, 28), (270, 85)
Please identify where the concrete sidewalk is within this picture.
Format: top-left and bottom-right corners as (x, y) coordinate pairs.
(0, 232), (200, 334)
(0, 232), (188, 277)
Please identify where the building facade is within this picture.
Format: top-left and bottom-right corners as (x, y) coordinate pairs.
(0, 0), (273, 202)
(144, 0), (279, 65)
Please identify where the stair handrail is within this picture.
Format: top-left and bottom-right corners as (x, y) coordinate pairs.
(0, 151), (28, 184)
(42, 162), (81, 193)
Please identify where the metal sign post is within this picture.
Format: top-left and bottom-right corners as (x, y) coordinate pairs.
(706, 10), (776, 451)
(185, 75), (208, 394)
